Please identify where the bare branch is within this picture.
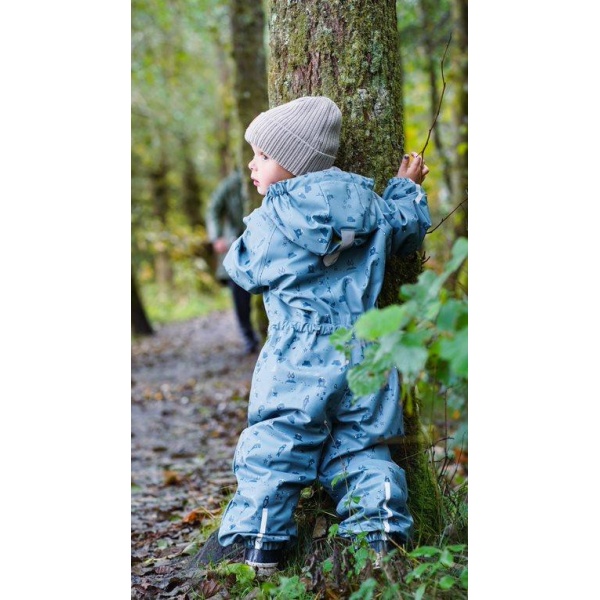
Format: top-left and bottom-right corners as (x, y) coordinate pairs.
(426, 198), (467, 234)
(419, 34), (452, 160)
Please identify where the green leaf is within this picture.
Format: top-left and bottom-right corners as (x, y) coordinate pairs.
(436, 299), (467, 332)
(393, 343), (428, 378)
(349, 578), (377, 600)
(331, 472), (348, 488)
(439, 548), (454, 567)
(409, 546), (441, 558)
(355, 305), (411, 340)
(376, 331), (404, 356)
(411, 563), (431, 578)
(222, 562), (256, 583)
(438, 328), (468, 377)
(347, 362), (389, 397)
(402, 329), (431, 347)
(460, 567), (469, 588)
(414, 583), (427, 600)
(330, 327), (353, 352)
(439, 575), (456, 590)
(400, 270), (442, 303)
(446, 237), (468, 273)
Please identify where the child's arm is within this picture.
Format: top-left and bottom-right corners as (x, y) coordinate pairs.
(223, 208), (274, 294)
(382, 152), (432, 256)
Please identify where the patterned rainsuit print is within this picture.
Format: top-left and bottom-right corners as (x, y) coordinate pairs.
(218, 167), (431, 551)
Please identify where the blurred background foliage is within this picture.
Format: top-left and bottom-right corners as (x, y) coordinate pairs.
(131, 0), (467, 327)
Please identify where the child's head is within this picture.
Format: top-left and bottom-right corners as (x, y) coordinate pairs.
(245, 96), (341, 194)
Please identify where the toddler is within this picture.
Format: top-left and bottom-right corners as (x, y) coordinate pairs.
(217, 96), (431, 574)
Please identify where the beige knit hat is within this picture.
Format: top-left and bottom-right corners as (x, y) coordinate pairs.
(244, 96), (342, 176)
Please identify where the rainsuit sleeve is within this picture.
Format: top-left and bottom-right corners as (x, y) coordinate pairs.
(223, 207), (275, 294)
(382, 177), (432, 256)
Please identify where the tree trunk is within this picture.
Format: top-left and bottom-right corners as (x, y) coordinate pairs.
(211, 25), (237, 179)
(132, 272), (154, 336)
(180, 134), (204, 229)
(150, 149), (173, 290)
(229, 0), (269, 210)
(268, 0), (442, 542)
(229, 0), (270, 337)
(450, 0), (468, 240)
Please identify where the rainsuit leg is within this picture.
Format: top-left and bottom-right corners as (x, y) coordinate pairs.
(318, 366), (414, 543)
(218, 325), (339, 550)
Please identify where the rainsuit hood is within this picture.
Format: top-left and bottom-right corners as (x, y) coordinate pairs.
(263, 168), (379, 261)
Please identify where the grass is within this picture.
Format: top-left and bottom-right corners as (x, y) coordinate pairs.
(139, 282), (231, 325)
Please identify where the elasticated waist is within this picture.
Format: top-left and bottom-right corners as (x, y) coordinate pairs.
(268, 319), (357, 335)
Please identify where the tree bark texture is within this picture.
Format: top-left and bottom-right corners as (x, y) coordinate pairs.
(269, 0), (403, 191)
(268, 0), (442, 542)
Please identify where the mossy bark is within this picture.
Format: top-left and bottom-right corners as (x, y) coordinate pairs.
(268, 0), (403, 190)
(268, 0), (443, 541)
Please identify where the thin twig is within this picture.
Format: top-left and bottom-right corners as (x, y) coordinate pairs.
(426, 198), (467, 234)
(419, 34), (452, 161)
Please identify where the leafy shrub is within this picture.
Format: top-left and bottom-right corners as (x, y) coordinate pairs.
(330, 237), (468, 449)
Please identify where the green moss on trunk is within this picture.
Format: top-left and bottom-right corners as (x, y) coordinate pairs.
(268, 0), (404, 190)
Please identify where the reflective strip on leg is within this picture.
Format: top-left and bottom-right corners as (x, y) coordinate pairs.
(254, 508), (269, 550)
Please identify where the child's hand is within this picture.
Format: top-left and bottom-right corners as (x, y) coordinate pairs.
(397, 152), (429, 184)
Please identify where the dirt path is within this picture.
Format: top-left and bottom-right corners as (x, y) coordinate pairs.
(131, 309), (258, 599)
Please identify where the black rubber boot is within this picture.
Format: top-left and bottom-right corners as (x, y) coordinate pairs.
(193, 531), (244, 566)
(244, 547), (283, 577)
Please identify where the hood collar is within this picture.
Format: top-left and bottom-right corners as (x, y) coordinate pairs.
(263, 168), (380, 260)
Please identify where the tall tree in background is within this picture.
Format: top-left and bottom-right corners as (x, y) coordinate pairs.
(211, 26), (237, 179)
(268, 0), (442, 541)
(180, 133), (205, 229)
(132, 273), (154, 336)
(149, 147), (174, 291)
(229, 0), (270, 335)
(417, 0), (453, 194)
(450, 0), (467, 240)
(229, 0), (269, 211)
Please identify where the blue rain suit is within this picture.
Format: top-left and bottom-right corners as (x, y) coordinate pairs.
(218, 168), (431, 551)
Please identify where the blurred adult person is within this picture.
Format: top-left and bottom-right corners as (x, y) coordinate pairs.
(206, 170), (259, 354)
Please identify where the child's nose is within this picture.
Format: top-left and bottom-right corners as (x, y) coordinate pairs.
(248, 158), (255, 170)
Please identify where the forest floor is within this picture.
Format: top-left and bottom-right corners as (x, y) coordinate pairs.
(131, 309), (257, 599)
